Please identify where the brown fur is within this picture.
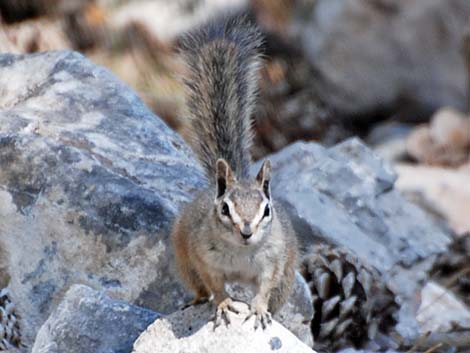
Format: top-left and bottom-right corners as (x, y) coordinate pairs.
(173, 192), (297, 314)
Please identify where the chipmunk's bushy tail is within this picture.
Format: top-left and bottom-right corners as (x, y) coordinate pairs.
(180, 17), (262, 182)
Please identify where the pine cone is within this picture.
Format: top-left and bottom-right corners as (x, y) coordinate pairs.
(430, 234), (470, 307)
(300, 244), (398, 351)
(0, 288), (21, 350)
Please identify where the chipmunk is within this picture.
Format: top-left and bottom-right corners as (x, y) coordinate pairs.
(171, 18), (298, 330)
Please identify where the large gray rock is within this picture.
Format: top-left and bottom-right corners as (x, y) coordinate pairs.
(132, 301), (316, 353)
(255, 139), (451, 342)
(289, 0), (470, 118)
(0, 51), (205, 345)
(257, 139), (450, 273)
(32, 285), (160, 353)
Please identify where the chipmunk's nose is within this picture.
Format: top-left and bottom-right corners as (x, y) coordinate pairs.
(240, 222), (252, 239)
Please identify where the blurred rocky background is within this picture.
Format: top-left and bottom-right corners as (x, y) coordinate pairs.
(1, 0), (468, 158)
(0, 0), (469, 353)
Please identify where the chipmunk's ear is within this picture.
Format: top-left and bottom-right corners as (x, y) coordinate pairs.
(256, 159), (272, 199)
(216, 159), (235, 198)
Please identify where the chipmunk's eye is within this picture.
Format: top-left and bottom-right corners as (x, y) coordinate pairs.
(221, 202), (230, 217)
(263, 204), (270, 218)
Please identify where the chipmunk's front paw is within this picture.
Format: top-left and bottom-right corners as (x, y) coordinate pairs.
(211, 297), (240, 329)
(244, 300), (272, 330)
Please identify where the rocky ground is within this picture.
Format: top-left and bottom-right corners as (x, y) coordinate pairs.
(0, 1), (469, 353)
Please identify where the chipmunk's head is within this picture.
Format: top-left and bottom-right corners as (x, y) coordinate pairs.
(214, 158), (273, 247)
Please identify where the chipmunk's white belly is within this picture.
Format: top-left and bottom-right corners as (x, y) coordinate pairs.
(205, 247), (260, 283)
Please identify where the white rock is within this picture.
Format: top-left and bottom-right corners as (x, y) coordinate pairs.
(396, 164), (470, 234)
(416, 281), (470, 333)
(430, 107), (470, 149)
(132, 302), (316, 353)
(228, 272), (314, 347)
(108, 0), (248, 43)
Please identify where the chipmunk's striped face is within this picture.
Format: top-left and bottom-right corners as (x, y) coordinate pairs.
(214, 159), (272, 246)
